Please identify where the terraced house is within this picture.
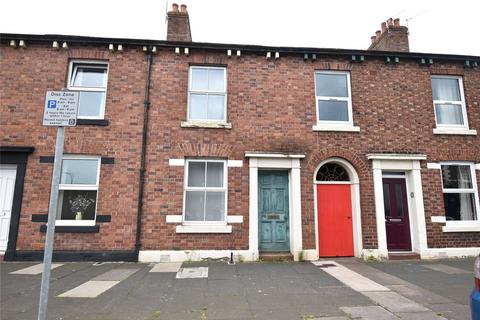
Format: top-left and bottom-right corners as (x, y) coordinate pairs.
(1, 4), (479, 262)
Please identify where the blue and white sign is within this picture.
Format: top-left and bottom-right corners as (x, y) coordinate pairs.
(43, 91), (79, 126)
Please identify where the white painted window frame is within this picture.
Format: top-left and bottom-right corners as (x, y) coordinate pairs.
(314, 71), (353, 127)
(56, 155), (101, 226)
(182, 159), (228, 225)
(440, 162), (480, 225)
(67, 60), (109, 120)
(187, 66), (227, 123)
(431, 75), (469, 130)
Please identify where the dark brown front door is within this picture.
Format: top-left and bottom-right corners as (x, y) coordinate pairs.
(383, 178), (412, 251)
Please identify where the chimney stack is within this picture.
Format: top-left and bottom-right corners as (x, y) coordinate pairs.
(368, 18), (409, 52)
(167, 3), (192, 42)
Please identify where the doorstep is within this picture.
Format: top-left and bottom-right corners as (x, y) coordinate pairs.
(388, 252), (421, 260)
(259, 251), (294, 262)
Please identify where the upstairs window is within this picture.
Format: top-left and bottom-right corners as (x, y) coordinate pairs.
(441, 163), (479, 221)
(315, 71), (353, 125)
(431, 76), (468, 128)
(183, 159), (227, 223)
(188, 66), (227, 122)
(68, 61), (108, 119)
(57, 156), (100, 226)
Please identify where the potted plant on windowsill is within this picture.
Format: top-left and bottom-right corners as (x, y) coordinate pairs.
(69, 194), (95, 220)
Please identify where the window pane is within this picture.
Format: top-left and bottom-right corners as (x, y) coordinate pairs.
(191, 68), (209, 91)
(208, 69), (225, 91)
(383, 184), (391, 217)
(205, 191), (225, 221)
(73, 66), (107, 88)
(395, 184), (404, 217)
(431, 78), (461, 101)
(188, 162), (205, 187)
(185, 191), (205, 221)
(61, 159), (98, 184)
(443, 193), (477, 221)
(58, 190), (97, 220)
(318, 100), (349, 121)
(78, 91), (105, 118)
(441, 165), (473, 189)
(207, 95), (225, 120)
(316, 73), (348, 97)
(189, 94), (208, 120)
(206, 162), (224, 187)
(435, 104), (464, 125)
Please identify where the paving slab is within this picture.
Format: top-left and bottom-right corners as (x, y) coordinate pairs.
(10, 263), (63, 275)
(340, 306), (398, 320)
(421, 264), (470, 275)
(91, 268), (139, 281)
(176, 266), (209, 279)
(204, 294), (252, 319)
(362, 291), (430, 313)
(427, 302), (471, 320)
(313, 261), (390, 292)
(57, 280), (119, 298)
(395, 311), (447, 319)
(149, 262), (182, 273)
(387, 284), (451, 304)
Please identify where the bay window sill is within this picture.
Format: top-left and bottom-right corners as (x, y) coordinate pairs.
(442, 224), (480, 233)
(433, 128), (477, 135)
(312, 124), (360, 132)
(181, 121), (232, 129)
(175, 225), (232, 233)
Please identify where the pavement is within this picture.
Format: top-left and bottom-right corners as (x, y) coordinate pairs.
(0, 257), (475, 320)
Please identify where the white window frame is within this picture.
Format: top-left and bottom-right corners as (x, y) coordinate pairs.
(182, 159), (228, 225)
(440, 162), (480, 225)
(314, 70), (353, 127)
(56, 155), (101, 226)
(67, 60), (109, 120)
(431, 75), (469, 130)
(187, 66), (227, 123)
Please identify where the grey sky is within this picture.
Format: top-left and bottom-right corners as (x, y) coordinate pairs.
(1, 0), (479, 55)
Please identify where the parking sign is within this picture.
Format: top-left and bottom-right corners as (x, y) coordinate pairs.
(43, 91), (79, 126)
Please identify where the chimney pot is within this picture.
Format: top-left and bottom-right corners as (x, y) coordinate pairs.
(172, 3), (179, 12)
(387, 18), (394, 27)
(394, 18), (400, 27)
(375, 30), (381, 38)
(180, 4), (187, 14)
(381, 22), (387, 33)
(371, 36), (377, 44)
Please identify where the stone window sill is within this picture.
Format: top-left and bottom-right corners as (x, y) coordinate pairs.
(312, 125), (360, 132)
(181, 121), (232, 129)
(175, 225), (232, 233)
(442, 224), (480, 233)
(433, 128), (477, 135)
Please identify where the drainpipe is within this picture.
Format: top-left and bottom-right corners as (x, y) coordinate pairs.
(135, 48), (153, 260)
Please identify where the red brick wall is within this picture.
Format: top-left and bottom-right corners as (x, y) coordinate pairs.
(1, 42), (479, 254)
(1, 43), (146, 251)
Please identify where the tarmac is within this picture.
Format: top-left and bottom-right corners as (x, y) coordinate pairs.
(0, 257), (475, 320)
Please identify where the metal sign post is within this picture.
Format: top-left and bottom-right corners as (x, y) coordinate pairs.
(38, 91), (78, 320)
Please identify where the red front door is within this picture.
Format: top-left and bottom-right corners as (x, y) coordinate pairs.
(317, 184), (354, 257)
(383, 178), (412, 251)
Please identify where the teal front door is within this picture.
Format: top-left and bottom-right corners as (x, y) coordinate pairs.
(258, 171), (290, 252)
